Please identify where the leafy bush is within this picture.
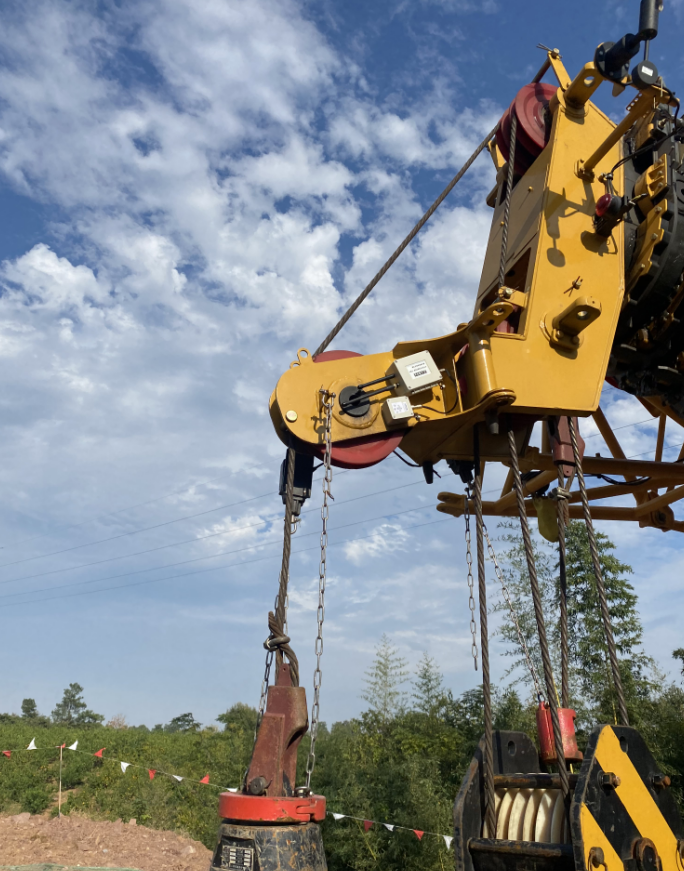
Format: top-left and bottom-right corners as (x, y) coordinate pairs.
(21, 786), (52, 814)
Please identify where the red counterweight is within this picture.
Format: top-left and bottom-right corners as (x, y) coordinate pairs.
(536, 701), (584, 765)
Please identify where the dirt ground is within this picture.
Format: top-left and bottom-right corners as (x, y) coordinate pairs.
(0, 813), (212, 871)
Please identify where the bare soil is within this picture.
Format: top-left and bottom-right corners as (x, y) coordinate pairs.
(0, 813), (212, 871)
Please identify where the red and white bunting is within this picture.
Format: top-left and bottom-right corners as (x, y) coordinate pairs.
(121, 762), (131, 773)
(68, 741), (78, 751)
(148, 769), (156, 780)
(328, 812), (452, 848)
(27, 738), (37, 750)
(93, 748), (105, 758)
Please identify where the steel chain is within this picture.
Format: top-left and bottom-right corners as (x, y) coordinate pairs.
(305, 389), (335, 790)
(464, 486), (479, 671)
(482, 523), (544, 700)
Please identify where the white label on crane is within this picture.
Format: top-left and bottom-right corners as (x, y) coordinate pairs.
(389, 399), (411, 415)
(406, 360), (430, 379)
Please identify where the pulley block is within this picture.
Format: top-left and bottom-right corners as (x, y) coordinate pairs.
(311, 350), (404, 469)
(453, 726), (683, 871)
(495, 83), (557, 177)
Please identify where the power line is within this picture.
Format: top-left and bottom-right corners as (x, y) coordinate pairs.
(0, 516), (451, 609)
(0, 503), (438, 601)
(0, 476), (442, 587)
(7, 468), (243, 550)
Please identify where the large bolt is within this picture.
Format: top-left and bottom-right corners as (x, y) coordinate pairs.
(652, 773), (671, 789)
(600, 772), (621, 789)
(246, 776), (269, 796)
(635, 837), (660, 871)
(589, 847), (605, 869)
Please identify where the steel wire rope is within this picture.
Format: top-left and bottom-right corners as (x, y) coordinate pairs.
(313, 125), (499, 356)
(556, 468), (570, 708)
(568, 416), (629, 725)
(0, 503), (449, 602)
(472, 428), (496, 838)
(506, 419), (570, 801)
(0, 473), (446, 586)
(0, 515), (452, 610)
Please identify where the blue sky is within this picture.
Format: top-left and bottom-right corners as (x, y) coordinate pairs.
(0, 0), (682, 729)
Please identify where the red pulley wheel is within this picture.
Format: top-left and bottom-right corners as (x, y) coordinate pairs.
(311, 350), (406, 470)
(496, 82), (556, 175)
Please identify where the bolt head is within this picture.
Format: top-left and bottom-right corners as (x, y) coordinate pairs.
(285, 410), (298, 422)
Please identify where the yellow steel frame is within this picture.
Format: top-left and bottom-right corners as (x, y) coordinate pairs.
(268, 51), (684, 532)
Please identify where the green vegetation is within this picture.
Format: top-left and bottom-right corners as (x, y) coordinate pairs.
(0, 523), (681, 871)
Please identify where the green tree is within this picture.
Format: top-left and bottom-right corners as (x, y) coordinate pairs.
(674, 648), (684, 677)
(361, 635), (409, 721)
(217, 703), (257, 733)
(51, 683), (104, 727)
(412, 653), (444, 715)
(165, 712), (200, 733)
(563, 522), (654, 723)
(21, 699), (38, 718)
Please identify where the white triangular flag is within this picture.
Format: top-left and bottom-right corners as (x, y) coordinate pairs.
(331, 813), (346, 820)
(121, 762), (131, 773)
(384, 824), (395, 832)
(443, 836), (453, 849)
(227, 787), (238, 793)
(172, 775), (183, 782)
(68, 741), (78, 751)
(27, 738), (37, 750)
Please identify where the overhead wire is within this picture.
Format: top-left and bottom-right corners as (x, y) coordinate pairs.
(0, 472), (431, 579)
(0, 474), (453, 590)
(0, 515), (452, 610)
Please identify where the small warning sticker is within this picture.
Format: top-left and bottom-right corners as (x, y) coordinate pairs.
(390, 399), (411, 415)
(406, 360), (430, 380)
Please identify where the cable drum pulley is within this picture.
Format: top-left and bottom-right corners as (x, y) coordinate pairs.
(496, 83), (557, 176)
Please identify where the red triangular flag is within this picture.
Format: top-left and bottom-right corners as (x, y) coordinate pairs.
(2, 751), (10, 758)
(148, 769), (156, 780)
(363, 820), (373, 832)
(60, 744), (66, 749)
(200, 774), (210, 784)
(413, 830), (424, 840)
(93, 748), (105, 758)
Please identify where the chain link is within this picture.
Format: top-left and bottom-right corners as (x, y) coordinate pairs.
(305, 389), (335, 791)
(464, 486), (479, 671)
(481, 523), (544, 701)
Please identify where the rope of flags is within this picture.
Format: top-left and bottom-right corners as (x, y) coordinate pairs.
(5, 739), (455, 847)
(2, 738), (240, 793)
(327, 812), (453, 849)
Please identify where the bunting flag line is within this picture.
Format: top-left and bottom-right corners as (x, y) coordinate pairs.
(0, 740), (451, 843)
(0, 740), (234, 793)
(328, 812), (453, 848)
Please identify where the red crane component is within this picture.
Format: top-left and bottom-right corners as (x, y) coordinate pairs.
(218, 792), (326, 824)
(536, 702), (584, 764)
(496, 83), (557, 176)
(243, 662), (308, 798)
